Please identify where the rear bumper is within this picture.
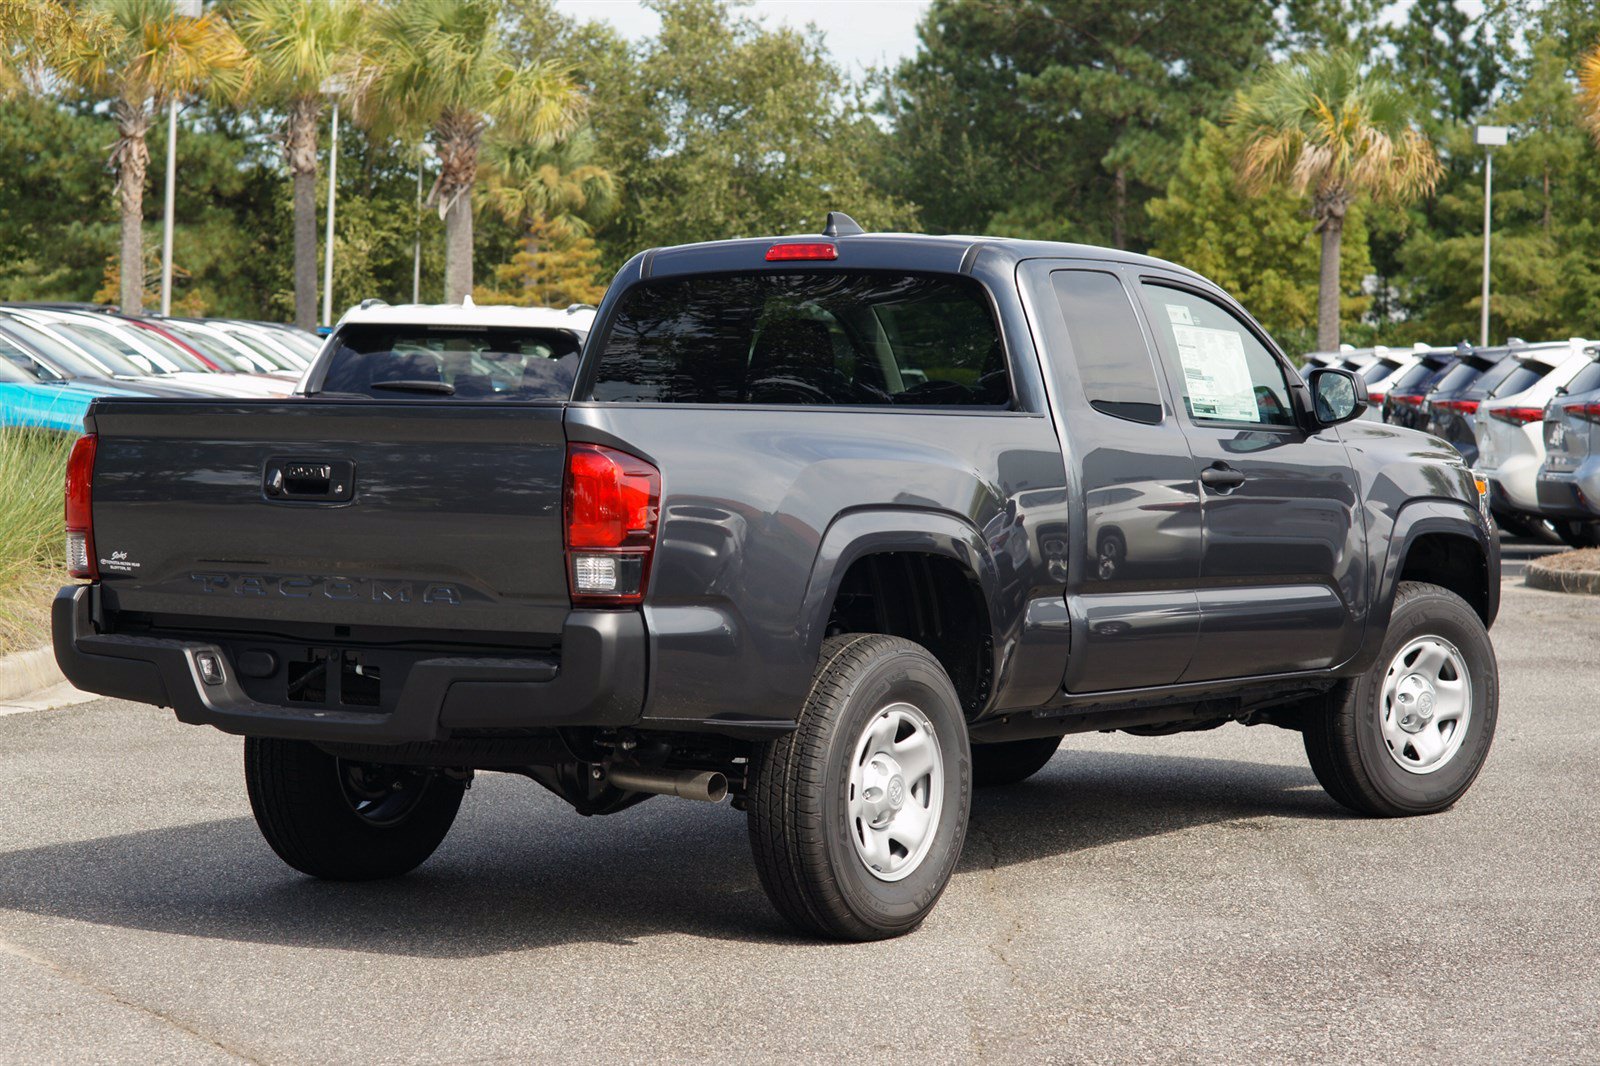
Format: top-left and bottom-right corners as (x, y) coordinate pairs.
(52, 584), (646, 744)
(1536, 468), (1600, 519)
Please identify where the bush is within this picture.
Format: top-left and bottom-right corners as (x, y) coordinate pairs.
(0, 426), (73, 653)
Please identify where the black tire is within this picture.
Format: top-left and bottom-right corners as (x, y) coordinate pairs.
(972, 736), (1061, 787)
(1302, 581), (1497, 817)
(747, 634), (971, 941)
(1552, 519), (1600, 548)
(244, 737), (465, 880)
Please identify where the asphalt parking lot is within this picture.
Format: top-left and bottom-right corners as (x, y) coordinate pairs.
(2, 575), (1596, 1064)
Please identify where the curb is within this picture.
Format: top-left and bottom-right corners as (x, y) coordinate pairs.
(1525, 561), (1600, 595)
(0, 645), (65, 704)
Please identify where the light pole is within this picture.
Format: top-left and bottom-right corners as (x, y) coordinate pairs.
(1477, 125), (1509, 347)
(413, 142), (434, 304)
(159, 0), (203, 316)
(321, 76), (346, 328)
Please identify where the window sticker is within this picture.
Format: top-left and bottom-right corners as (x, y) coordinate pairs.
(1172, 324), (1257, 421)
(1165, 303), (1195, 326)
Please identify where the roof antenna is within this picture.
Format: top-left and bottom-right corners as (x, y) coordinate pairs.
(823, 211), (864, 238)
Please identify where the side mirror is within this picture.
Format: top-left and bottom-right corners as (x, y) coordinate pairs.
(1307, 367), (1368, 426)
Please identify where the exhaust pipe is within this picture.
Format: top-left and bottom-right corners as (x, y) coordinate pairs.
(606, 766), (728, 803)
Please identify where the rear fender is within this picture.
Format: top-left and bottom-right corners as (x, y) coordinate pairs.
(799, 509), (1006, 679)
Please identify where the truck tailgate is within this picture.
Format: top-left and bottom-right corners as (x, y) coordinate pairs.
(86, 400), (570, 636)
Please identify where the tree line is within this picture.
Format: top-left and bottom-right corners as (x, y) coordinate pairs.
(2, 0), (1600, 354)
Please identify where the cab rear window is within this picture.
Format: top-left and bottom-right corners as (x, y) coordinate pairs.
(588, 272), (1009, 407)
(313, 325), (584, 400)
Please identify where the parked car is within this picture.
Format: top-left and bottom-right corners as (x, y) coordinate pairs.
(1535, 354), (1600, 546)
(1339, 346), (1425, 420)
(1421, 345), (1524, 463)
(157, 317), (303, 380)
(1382, 345), (1462, 429)
(0, 315), (205, 400)
(0, 341), (152, 431)
(249, 320), (324, 362)
(1297, 346), (1351, 374)
(1473, 340), (1598, 542)
(17, 308), (291, 397)
(212, 319), (315, 370)
(54, 219), (1499, 941)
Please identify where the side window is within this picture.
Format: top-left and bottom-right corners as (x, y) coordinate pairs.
(1051, 270), (1163, 425)
(1141, 283), (1295, 427)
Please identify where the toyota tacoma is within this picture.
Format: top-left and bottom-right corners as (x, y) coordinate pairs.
(55, 216), (1500, 940)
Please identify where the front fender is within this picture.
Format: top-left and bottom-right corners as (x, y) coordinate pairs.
(1351, 497), (1498, 672)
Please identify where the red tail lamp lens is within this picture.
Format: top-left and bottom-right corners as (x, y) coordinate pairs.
(1489, 406), (1545, 425)
(1567, 402), (1600, 425)
(564, 443), (660, 604)
(765, 243), (838, 262)
(65, 432), (97, 578)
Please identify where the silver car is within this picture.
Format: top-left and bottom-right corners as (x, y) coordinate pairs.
(1535, 359), (1600, 546)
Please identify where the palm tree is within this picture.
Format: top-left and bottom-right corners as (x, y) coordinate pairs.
(44, 0), (248, 314)
(0, 0), (77, 99)
(231, 0), (367, 330)
(1577, 42), (1600, 144)
(1229, 52), (1442, 350)
(483, 127), (618, 242)
(363, 0), (585, 302)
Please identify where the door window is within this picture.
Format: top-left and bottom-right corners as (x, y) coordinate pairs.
(1141, 284), (1295, 428)
(1051, 270), (1162, 424)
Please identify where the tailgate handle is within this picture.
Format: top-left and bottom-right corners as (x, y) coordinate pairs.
(264, 458), (355, 502)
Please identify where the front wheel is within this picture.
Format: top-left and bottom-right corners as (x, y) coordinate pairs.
(244, 737), (465, 880)
(747, 634), (971, 941)
(1302, 581), (1497, 817)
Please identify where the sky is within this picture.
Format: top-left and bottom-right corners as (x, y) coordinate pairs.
(552, 0), (930, 78)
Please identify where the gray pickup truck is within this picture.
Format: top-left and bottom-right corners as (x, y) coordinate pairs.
(55, 214), (1500, 941)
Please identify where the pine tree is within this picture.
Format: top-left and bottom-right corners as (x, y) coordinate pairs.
(475, 220), (606, 308)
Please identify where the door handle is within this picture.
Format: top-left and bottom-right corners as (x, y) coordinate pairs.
(1200, 464), (1246, 491)
(263, 458), (355, 502)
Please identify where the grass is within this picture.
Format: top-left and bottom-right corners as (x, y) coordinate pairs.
(0, 426), (74, 655)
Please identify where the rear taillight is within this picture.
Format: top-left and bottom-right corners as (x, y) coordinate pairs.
(64, 433), (97, 579)
(1368, 391), (1385, 404)
(1435, 399), (1479, 414)
(1392, 393), (1423, 407)
(1490, 406), (1544, 425)
(1566, 402), (1600, 425)
(563, 443), (660, 605)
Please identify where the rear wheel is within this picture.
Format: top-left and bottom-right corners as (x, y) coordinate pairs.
(972, 736), (1061, 787)
(747, 634), (971, 941)
(244, 737), (465, 880)
(1552, 519), (1600, 548)
(1302, 582), (1497, 817)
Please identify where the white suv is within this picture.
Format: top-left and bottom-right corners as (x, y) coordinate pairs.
(1475, 338), (1598, 535)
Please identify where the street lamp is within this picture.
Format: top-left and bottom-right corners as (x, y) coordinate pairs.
(413, 142), (434, 304)
(159, 0), (204, 317)
(1477, 125), (1509, 347)
(321, 75), (347, 328)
